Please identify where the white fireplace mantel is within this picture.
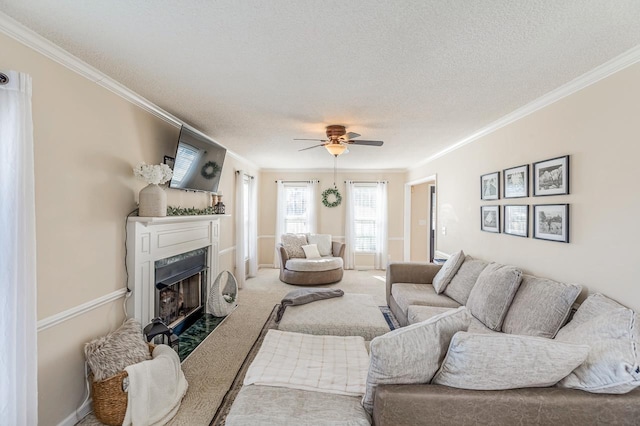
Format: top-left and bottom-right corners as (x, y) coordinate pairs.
(126, 215), (228, 326)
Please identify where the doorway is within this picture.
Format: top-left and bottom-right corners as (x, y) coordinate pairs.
(404, 175), (436, 262)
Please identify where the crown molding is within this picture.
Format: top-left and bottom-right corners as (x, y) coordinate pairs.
(410, 44), (640, 172)
(0, 11), (258, 169)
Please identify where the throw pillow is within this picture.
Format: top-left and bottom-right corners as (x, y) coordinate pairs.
(432, 250), (465, 294)
(501, 274), (581, 338)
(443, 255), (488, 305)
(556, 304), (640, 394)
(432, 331), (589, 390)
(466, 262), (522, 331)
(558, 293), (628, 336)
(307, 234), (333, 256)
(362, 307), (471, 414)
(281, 234), (308, 259)
(84, 318), (151, 381)
(301, 244), (321, 259)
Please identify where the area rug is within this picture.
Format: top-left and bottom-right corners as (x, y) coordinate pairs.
(209, 304), (399, 425)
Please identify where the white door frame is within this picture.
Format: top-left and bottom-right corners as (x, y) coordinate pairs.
(403, 174), (437, 261)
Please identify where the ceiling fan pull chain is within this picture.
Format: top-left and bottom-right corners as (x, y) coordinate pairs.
(334, 156), (338, 189)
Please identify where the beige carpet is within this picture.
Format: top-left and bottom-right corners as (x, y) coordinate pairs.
(78, 268), (386, 425)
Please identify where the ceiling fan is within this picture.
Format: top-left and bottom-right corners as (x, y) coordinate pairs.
(295, 125), (384, 156)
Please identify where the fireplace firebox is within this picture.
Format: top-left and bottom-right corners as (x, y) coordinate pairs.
(154, 248), (208, 335)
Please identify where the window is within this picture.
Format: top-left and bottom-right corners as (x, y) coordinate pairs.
(353, 185), (378, 252)
(284, 185), (310, 233)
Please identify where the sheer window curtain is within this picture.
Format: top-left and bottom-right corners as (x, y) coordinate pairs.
(374, 181), (389, 270)
(344, 180), (356, 269)
(274, 180), (286, 268)
(0, 71), (38, 425)
(235, 171), (258, 288)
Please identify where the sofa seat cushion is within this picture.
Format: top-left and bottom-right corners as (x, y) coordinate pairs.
(226, 385), (371, 426)
(391, 284), (461, 315)
(407, 306), (456, 325)
(502, 274), (581, 338)
(432, 331), (589, 390)
(285, 256), (343, 272)
(443, 256), (488, 305)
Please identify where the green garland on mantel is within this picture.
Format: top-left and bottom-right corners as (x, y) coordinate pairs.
(166, 205), (219, 216)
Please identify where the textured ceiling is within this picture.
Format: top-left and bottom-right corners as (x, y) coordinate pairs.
(2, 1), (640, 170)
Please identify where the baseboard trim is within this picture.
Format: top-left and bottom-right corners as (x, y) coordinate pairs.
(37, 288), (127, 332)
(57, 398), (92, 426)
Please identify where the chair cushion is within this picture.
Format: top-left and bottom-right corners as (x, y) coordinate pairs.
(407, 305), (456, 325)
(307, 233), (333, 256)
(281, 234), (308, 258)
(556, 294), (640, 394)
(285, 257), (343, 272)
(363, 307), (471, 414)
(391, 284), (461, 316)
(301, 244), (321, 259)
(502, 274), (581, 338)
(466, 263), (522, 331)
(432, 331), (589, 390)
(432, 250), (465, 294)
(443, 256), (488, 305)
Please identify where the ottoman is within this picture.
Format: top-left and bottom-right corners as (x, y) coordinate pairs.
(278, 293), (391, 340)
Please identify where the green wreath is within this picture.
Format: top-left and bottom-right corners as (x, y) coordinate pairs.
(322, 188), (342, 208)
(201, 161), (221, 180)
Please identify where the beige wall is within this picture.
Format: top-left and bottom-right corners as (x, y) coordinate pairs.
(258, 170), (405, 268)
(408, 62), (640, 311)
(2, 33), (255, 424)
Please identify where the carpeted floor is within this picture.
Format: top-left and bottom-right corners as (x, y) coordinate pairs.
(78, 268), (388, 426)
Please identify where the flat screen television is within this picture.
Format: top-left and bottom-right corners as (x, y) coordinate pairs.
(169, 126), (227, 193)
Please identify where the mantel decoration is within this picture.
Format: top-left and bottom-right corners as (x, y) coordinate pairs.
(322, 187), (342, 208)
(166, 206), (217, 216)
(133, 162), (173, 217)
(201, 161), (221, 180)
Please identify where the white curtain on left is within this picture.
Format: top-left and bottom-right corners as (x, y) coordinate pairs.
(0, 71), (38, 425)
(374, 181), (389, 270)
(235, 171), (258, 289)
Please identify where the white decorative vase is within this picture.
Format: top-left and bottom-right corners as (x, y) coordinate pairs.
(138, 184), (167, 217)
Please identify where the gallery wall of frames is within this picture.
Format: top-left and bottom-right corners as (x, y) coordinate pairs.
(480, 155), (570, 243)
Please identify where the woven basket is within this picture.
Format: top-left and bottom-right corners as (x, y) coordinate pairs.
(90, 343), (154, 425)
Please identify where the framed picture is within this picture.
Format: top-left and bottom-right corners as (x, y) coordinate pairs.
(503, 205), (528, 237)
(533, 204), (569, 243)
(480, 171), (500, 200)
(481, 205), (500, 233)
(533, 155), (569, 196)
(503, 164), (529, 198)
(163, 155), (175, 170)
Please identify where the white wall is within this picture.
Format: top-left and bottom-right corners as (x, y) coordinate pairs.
(408, 62), (640, 311)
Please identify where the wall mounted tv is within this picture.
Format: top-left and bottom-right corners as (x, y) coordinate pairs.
(169, 126), (227, 193)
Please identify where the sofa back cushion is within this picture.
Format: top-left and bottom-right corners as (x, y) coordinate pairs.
(432, 250), (465, 294)
(443, 256), (488, 305)
(555, 294), (640, 394)
(432, 331), (589, 390)
(362, 307), (471, 414)
(281, 234), (308, 258)
(466, 263), (522, 331)
(501, 274), (581, 338)
(307, 233), (333, 256)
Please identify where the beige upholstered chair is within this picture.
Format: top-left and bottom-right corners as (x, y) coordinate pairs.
(277, 240), (345, 285)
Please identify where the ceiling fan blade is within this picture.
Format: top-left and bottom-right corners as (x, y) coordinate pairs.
(294, 138), (326, 142)
(298, 143), (326, 151)
(345, 132), (361, 139)
(347, 140), (384, 146)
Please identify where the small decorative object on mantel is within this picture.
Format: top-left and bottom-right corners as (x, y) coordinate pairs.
(322, 187), (342, 207)
(213, 190), (226, 214)
(166, 205), (217, 216)
(143, 317), (179, 351)
(133, 163), (173, 217)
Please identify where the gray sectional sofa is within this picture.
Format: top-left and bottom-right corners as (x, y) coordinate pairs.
(227, 251), (640, 425)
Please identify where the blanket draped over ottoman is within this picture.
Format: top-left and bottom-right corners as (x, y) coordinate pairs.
(243, 329), (369, 396)
(275, 288), (344, 321)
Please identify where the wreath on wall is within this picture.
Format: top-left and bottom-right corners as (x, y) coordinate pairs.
(322, 187), (342, 208)
(201, 161), (221, 180)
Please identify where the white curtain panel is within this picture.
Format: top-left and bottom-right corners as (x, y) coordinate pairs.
(235, 171), (246, 288)
(374, 181), (389, 270)
(274, 180), (286, 267)
(248, 175), (258, 277)
(307, 180), (319, 234)
(0, 71), (38, 425)
(343, 180), (356, 270)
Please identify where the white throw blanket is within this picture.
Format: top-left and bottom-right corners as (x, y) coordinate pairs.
(123, 344), (188, 426)
(243, 329), (369, 396)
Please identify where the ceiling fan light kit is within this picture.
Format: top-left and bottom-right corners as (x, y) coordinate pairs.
(295, 125), (384, 157)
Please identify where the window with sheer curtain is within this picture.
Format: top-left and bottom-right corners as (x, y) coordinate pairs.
(353, 185), (378, 252)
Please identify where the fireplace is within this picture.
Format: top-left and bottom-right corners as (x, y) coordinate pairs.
(155, 248), (207, 335)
